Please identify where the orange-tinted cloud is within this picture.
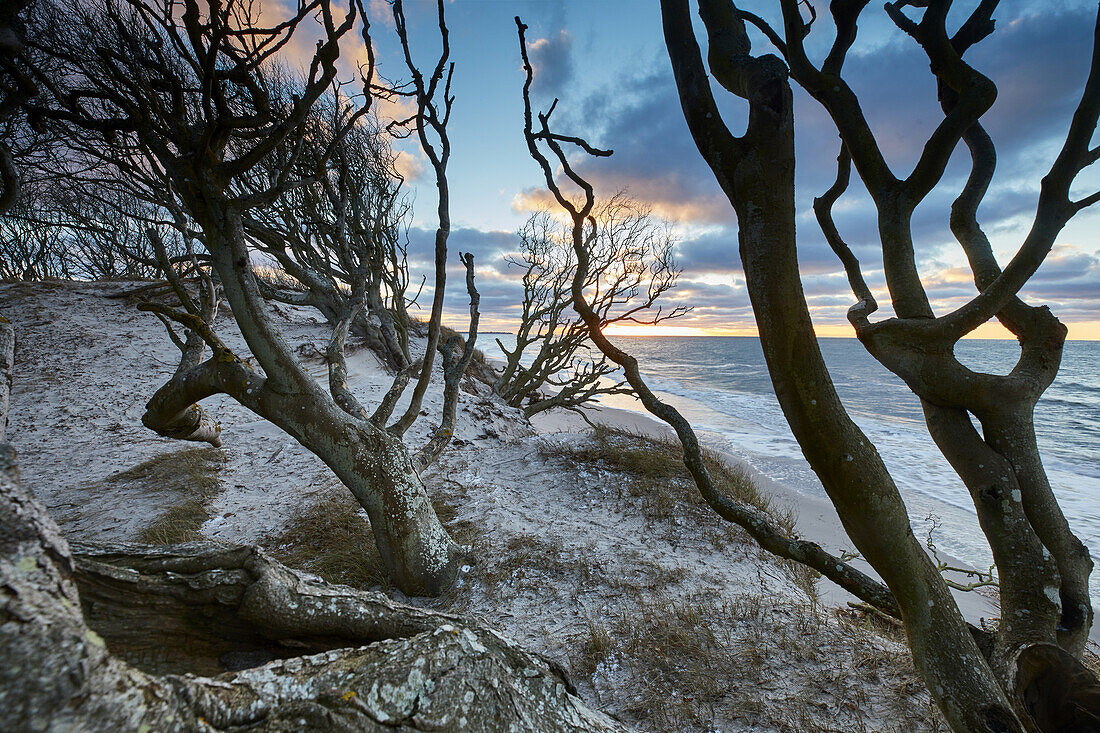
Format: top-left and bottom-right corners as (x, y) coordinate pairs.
(393, 149), (425, 183)
(511, 181), (731, 225)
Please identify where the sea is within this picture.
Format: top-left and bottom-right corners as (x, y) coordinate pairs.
(484, 335), (1100, 607)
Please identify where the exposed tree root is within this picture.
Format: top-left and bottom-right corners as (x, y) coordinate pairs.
(1, 469), (629, 732)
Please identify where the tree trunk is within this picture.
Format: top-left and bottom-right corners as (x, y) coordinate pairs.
(660, 3), (1025, 729)
(141, 347), (464, 597)
(138, 205), (464, 596)
(730, 148), (1018, 733)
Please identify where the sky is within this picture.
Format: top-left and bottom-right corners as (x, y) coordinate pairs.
(288, 0), (1100, 339)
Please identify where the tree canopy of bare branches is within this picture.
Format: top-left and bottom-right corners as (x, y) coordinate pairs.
(242, 89), (418, 371)
(495, 193), (686, 419)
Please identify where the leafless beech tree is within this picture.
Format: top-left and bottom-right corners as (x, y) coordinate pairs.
(516, 8), (900, 645)
(521, 3), (1100, 730)
(242, 89), (417, 371)
(65, 195), (184, 281)
(495, 194), (686, 420)
(23, 0), (479, 596)
(0, 162), (191, 282)
(0, 184), (70, 280)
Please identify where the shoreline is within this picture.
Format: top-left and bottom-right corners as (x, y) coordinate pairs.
(533, 401), (1100, 645)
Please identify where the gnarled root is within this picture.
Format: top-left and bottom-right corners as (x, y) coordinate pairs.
(1, 470), (628, 732)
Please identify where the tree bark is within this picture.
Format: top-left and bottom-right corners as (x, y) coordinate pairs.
(0, 316), (13, 443)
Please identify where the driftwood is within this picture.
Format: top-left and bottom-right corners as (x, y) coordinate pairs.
(0, 469), (629, 732)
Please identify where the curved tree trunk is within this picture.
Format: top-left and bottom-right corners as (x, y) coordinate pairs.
(659, 3), (1022, 730)
(140, 340), (463, 597)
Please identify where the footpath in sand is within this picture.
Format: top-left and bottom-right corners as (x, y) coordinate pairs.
(3, 280), (947, 732)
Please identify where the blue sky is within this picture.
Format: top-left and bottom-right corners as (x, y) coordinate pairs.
(291, 1), (1100, 338)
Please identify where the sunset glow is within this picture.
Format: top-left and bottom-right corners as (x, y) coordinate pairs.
(594, 320), (1100, 340)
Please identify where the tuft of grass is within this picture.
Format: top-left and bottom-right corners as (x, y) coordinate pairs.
(263, 484), (478, 594)
(578, 620), (614, 677)
(138, 497), (213, 544)
(540, 424), (817, 596)
(543, 424), (787, 530)
(120, 447), (226, 544)
(117, 447), (226, 495)
(590, 596), (730, 730)
(580, 593), (940, 733)
(263, 488), (390, 591)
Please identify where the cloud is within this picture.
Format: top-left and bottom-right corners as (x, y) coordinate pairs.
(501, 3), (1100, 333)
(406, 226), (517, 272)
(404, 226), (526, 331)
(1017, 245), (1100, 318)
(393, 150), (426, 183)
(367, 0), (395, 28)
(527, 30), (574, 97)
(388, 2), (1100, 334)
(509, 65), (737, 225)
(511, 185), (729, 225)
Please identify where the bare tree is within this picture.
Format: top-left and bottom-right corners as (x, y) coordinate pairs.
(242, 89), (417, 371)
(658, 1), (1100, 729)
(0, 163), (187, 282)
(0, 0), (37, 216)
(384, 0), (458, 438)
(516, 8), (900, 635)
(520, 3), (1100, 729)
(495, 194), (686, 420)
(0, 183), (70, 280)
(24, 0), (479, 596)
